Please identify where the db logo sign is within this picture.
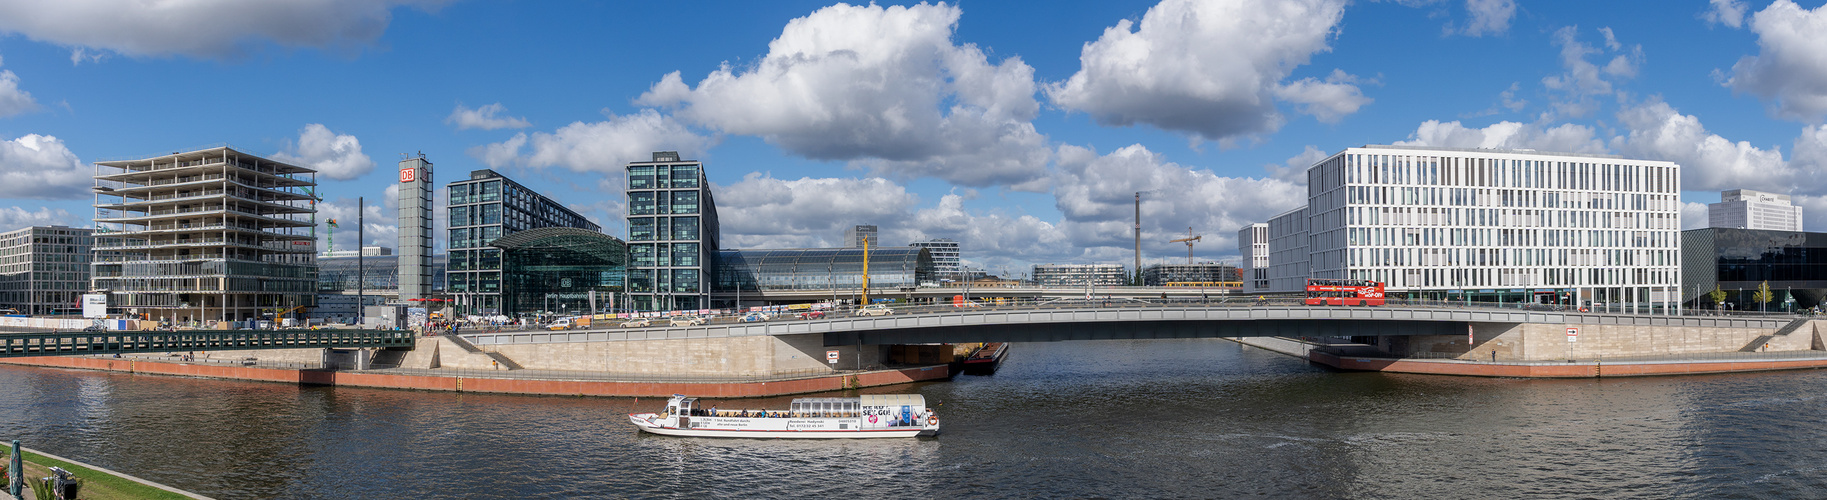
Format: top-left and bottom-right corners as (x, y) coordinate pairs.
(399, 168), (416, 183)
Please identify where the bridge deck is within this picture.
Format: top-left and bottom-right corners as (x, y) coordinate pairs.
(0, 329), (416, 358)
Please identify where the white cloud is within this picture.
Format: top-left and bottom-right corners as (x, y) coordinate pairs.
(471, 109), (711, 173)
(1265, 145), (1328, 184)
(1460, 0), (1516, 37)
(1274, 69), (1373, 124)
(1396, 119), (1608, 153)
(1047, 0), (1359, 143)
(714, 174), (919, 249)
(1724, 0), (1827, 121)
(1612, 99), (1797, 194)
(0, 55), (36, 117)
(637, 2), (1048, 187)
(1680, 201), (1710, 230)
(273, 124), (374, 181)
(446, 103), (530, 131)
(0, 0), (450, 61)
(0, 206), (77, 229)
(0, 134), (89, 199)
(1703, 0), (1749, 29)
(1540, 26), (1641, 118)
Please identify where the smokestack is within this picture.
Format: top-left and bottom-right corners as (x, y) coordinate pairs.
(1134, 192), (1141, 283)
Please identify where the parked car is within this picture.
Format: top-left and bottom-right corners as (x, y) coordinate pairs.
(738, 312), (768, 323)
(669, 316), (707, 327)
(796, 310), (828, 320)
(856, 304), (894, 317)
(546, 318), (574, 330)
(619, 317), (652, 328)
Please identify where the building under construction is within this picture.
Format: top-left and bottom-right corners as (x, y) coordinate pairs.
(91, 146), (319, 325)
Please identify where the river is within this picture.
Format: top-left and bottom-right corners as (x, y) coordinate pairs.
(3, 339), (1826, 498)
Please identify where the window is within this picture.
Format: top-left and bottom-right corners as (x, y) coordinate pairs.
(450, 206), (471, 226)
(449, 228), (472, 249)
(673, 269), (699, 293)
(672, 243), (699, 266)
(671, 217), (698, 241)
(630, 244), (655, 267)
(670, 165), (700, 188)
(480, 181), (501, 202)
(629, 166), (654, 189)
(629, 192), (656, 215)
(671, 191), (699, 214)
(482, 204), (502, 225)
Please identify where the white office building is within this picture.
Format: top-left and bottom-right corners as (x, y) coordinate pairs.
(1032, 264), (1127, 287)
(1259, 145), (1682, 314)
(1708, 189), (1802, 231)
(1236, 223), (1271, 291)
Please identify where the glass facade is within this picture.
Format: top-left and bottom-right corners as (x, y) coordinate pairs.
(626, 153), (719, 311)
(318, 254), (449, 292)
(447, 169), (600, 314)
(492, 227), (627, 317)
(716, 248), (933, 292)
(1681, 228), (1827, 310)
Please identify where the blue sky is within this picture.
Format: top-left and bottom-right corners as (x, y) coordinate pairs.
(0, 0), (1823, 276)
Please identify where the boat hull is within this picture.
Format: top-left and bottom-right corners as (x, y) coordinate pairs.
(629, 413), (937, 439)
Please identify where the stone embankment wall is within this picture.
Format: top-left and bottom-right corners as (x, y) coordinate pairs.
(1390, 320), (1825, 361)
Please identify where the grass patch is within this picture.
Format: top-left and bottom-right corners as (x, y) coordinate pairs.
(10, 450), (192, 500)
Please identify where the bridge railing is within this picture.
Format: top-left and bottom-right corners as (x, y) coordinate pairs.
(0, 329), (415, 357)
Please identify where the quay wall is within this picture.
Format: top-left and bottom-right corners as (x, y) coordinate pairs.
(1388, 320), (1824, 361)
(0, 355), (951, 398)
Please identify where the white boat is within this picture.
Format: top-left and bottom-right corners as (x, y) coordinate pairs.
(628, 394), (940, 439)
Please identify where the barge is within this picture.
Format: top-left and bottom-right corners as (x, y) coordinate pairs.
(961, 342), (1008, 375)
(629, 394), (940, 439)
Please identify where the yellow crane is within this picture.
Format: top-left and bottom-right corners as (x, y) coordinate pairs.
(1168, 227), (1202, 264)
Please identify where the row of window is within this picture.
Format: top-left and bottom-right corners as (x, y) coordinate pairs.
(628, 190), (702, 215)
(1344, 227), (1677, 249)
(1343, 185), (1679, 212)
(626, 268), (701, 293)
(1335, 153), (1679, 194)
(1345, 206), (1680, 231)
(628, 164), (703, 190)
(1345, 246), (1678, 270)
(1344, 266), (1677, 290)
(628, 243), (701, 267)
(628, 217), (700, 242)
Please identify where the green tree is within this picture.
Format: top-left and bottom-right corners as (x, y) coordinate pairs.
(1708, 285), (1727, 309)
(1753, 281), (1774, 312)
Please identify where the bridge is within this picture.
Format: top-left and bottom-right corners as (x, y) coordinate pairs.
(462, 300), (1794, 348)
(0, 329), (415, 358)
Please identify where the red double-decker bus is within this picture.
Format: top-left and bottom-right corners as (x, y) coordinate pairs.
(1304, 279), (1386, 306)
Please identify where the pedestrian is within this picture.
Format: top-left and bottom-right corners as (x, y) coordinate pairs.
(492, 360), (499, 370)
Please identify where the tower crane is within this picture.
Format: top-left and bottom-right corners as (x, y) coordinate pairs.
(1168, 227), (1202, 265)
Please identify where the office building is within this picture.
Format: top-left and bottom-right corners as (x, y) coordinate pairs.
(1680, 228), (1827, 311)
(320, 246), (392, 258)
(318, 253), (447, 293)
(1140, 263), (1241, 287)
(91, 146), (318, 324)
(1252, 145), (1682, 313)
(844, 225), (878, 249)
(625, 152), (719, 311)
(910, 238), (960, 278)
(0, 226), (97, 315)
(447, 169), (599, 315)
(1032, 264), (1127, 287)
(1237, 223), (1270, 291)
(1709, 189), (1802, 231)
(397, 155), (434, 301)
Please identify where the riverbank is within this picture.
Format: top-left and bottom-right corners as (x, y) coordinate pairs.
(0, 356), (951, 397)
(5, 445), (210, 500)
(1224, 336), (1827, 377)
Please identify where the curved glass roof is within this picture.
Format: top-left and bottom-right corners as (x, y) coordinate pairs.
(489, 227), (627, 265)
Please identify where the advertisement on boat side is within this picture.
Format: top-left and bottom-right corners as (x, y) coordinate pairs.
(786, 419), (855, 431)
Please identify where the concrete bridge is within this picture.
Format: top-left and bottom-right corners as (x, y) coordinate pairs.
(462, 302), (1794, 348)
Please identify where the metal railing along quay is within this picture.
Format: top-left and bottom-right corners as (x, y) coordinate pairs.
(0, 329), (414, 358)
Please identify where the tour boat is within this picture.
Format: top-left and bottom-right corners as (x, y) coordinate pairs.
(628, 394), (940, 439)
(961, 342), (1008, 375)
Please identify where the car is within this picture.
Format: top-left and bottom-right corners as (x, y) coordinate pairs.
(738, 312), (768, 323)
(669, 316), (707, 327)
(796, 310), (827, 320)
(620, 318), (652, 328)
(855, 304), (894, 317)
(546, 319), (574, 330)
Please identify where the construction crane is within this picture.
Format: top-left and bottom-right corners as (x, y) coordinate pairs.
(1168, 227), (1202, 264)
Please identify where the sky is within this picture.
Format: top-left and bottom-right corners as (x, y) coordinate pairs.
(0, 0), (1823, 277)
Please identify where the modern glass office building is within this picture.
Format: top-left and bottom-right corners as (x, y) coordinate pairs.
(1681, 227), (1827, 311)
(625, 152), (719, 311)
(0, 226), (98, 315)
(910, 238), (960, 278)
(491, 227), (627, 316)
(716, 248), (933, 294)
(447, 169), (599, 315)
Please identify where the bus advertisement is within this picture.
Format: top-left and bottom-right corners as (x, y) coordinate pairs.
(1304, 279), (1386, 306)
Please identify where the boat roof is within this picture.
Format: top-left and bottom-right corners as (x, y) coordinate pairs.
(859, 394), (926, 407)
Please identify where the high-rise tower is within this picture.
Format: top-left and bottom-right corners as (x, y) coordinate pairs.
(398, 154), (433, 302)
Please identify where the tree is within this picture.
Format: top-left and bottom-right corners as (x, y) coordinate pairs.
(1708, 285), (1727, 310)
(1753, 281), (1774, 312)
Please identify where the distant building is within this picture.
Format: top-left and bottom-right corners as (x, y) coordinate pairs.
(717, 247), (932, 296)
(318, 253), (448, 293)
(447, 168), (599, 315)
(1237, 223), (1269, 291)
(92, 146), (318, 324)
(1266, 207), (1310, 293)
(844, 225), (878, 249)
(1032, 264), (1126, 287)
(1709, 189), (1802, 231)
(320, 246), (391, 258)
(1140, 263), (1241, 287)
(1681, 227), (1824, 311)
(910, 238), (960, 278)
(625, 152), (719, 311)
(0, 226), (96, 316)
